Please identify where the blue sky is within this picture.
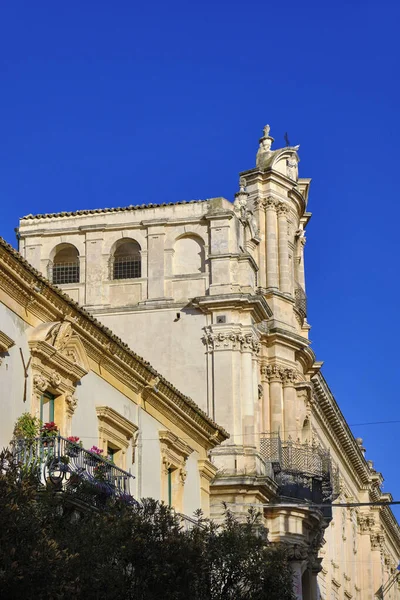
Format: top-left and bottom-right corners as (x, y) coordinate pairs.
(1, 1), (399, 514)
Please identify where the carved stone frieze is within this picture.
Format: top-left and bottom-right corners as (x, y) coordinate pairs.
(370, 532), (385, 550)
(203, 327), (260, 354)
(357, 513), (375, 533)
(260, 363), (298, 384)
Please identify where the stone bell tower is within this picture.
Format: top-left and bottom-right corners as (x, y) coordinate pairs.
(235, 125), (314, 443)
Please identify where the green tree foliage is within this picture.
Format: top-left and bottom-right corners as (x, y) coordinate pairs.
(0, 450), (294, 600)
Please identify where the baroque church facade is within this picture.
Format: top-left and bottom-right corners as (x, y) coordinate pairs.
(17, 126), (400, 599)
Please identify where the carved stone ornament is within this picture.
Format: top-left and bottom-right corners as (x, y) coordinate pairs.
(65, 395), (78, 414)
(33, 374), (48, 393)
(260, 364), (298, 384)
(285, 543), (309, 561)
(50, 371), (62, 389)
(277, 202), (289, 216)
(262, 196), (278, 210)
(370, 532), (385, 550)
(179, 465), (187, 485)
(203, 327), (260, 354)
(45, 321), (73, 351)
(357, 513), (375, 533)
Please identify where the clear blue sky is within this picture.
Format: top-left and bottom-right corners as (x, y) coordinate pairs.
(1, 1), (399, 514)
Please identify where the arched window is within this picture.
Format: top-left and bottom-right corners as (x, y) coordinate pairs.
(112, 239), (141, 280)
(51, 244), (80, 285)
(173, 235), (205, 275)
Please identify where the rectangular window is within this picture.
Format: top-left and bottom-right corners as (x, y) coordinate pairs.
(107, 446), (117, 463)
(52, 263), (80, 285)
(40, 392), (55, 423)
(113, 257), (141, 280)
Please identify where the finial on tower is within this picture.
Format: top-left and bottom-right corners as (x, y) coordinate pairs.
(263, 124), (271, 137)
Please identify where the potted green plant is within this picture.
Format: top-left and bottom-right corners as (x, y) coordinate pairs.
(13, 412), (41, 441)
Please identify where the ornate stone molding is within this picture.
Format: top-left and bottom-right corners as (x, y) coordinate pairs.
(260, 363), (298, 385)
(370, 532), (385, 550)
(203, 327), (260, 354)
(358, 513), (375, 533)
(276, 202), (289, 216)
(262, 195), (279, 211)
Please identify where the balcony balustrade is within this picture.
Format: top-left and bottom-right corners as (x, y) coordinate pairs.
(260, 433), (339, 519)
(12, 435), (135, 506)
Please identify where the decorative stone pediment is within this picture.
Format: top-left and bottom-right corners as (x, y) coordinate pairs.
(28, 320), (89, 380)
(28, 320), (89, 435)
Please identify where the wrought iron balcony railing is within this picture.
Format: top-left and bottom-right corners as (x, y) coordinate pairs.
(12, 435), (135, 505)
(294, 283), (307, 322)
(260, 432), (339, 516)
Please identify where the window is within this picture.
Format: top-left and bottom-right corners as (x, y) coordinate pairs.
(112, 239), (141, 280)
(96, 406), (138, 470)
(40, 392), (55, 423)
(173, 235), (205, 275)
(51, 244), (80, 285)
(159, 430), (193, 512)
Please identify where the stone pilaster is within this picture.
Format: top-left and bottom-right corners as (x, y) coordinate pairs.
(277, 202), (291, 295)
(146, 224), (166, 299)
(282, 368), (298, 439)
(264, 197), (279, 289)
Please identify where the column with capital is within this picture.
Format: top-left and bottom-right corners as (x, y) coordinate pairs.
(264, 197), (279, 289)
(266, 365), (284, 434)
(277, 202), (291, 295)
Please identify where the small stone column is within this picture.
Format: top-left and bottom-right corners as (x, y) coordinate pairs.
(277, 202), (290, 295)
(264, 197), (279, 289)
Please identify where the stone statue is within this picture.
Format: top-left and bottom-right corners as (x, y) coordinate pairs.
(286, 155), (298, 181)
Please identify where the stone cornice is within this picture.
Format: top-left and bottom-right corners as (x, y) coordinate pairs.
(312, 373), (371, 486)
(0, 237), (229, 446)
(192, 293), (272, 321)
(96, 406), (138, 440)
(0, 330), (15, 354)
